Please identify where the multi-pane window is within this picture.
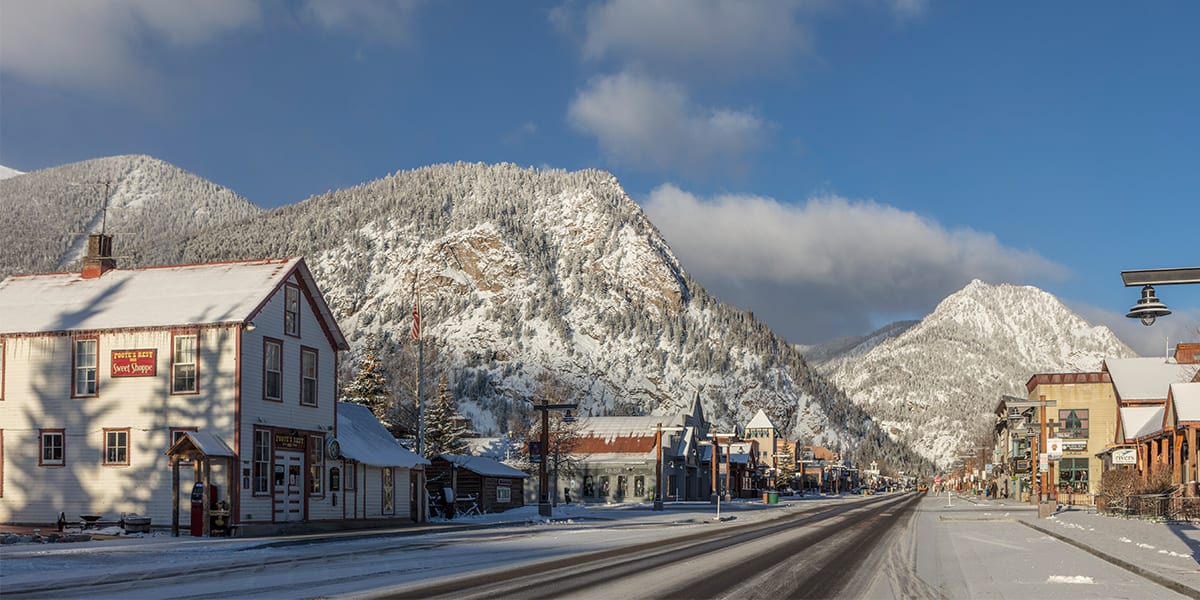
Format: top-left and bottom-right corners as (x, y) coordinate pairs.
(1058, 457), (1089, 492)
(496, 486), (511, 503)
(284, 286), (300, 336)
(104, 429), (129, 465)
(308, 435), (324, 496)
(253, 430), (271, 494)
(1058, 409), (1089, 439)
(264, 340), (282, 401)
(74, 338), (98, 396)
(300, 348), (317, 406)
(343, 463), (355, 491)
(172, 333), (198, 393)
(40, 430), (64, 466)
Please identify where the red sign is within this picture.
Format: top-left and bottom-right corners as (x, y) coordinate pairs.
(111, 349), (157, 377)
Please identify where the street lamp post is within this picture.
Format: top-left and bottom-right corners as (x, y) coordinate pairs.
(533, 401), (577, 518)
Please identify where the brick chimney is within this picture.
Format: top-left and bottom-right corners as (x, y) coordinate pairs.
(81, 233), (116, 279)
(1176, 343), (1200, 365)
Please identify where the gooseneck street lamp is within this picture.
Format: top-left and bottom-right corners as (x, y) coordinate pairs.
(1122, 267), (1200, 326)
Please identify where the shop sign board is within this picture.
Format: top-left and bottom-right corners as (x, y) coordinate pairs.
(1047, 438), (1063, 460)
(1112, 448), (1137, 465)
(111, 349), (157, 377)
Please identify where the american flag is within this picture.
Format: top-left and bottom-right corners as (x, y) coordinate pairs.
(411, 300), (421, 340)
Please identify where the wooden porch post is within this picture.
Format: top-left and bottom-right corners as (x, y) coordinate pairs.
(1190, 427), (1199, 496)
(202, 459), (212, 537)
(1174, 432), (1184, 487)
(172, 457), (180, 537)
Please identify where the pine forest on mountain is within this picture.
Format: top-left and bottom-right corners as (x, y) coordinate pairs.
(5, 154), (1133, 475)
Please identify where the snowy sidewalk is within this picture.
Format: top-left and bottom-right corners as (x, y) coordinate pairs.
(952, 494), (1200, 598)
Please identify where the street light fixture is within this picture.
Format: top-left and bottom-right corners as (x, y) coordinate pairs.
(532, 400), (578, 518)
(1121, 267), (1200, 326)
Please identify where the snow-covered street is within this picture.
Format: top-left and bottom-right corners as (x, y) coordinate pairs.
(3, 493), (1198, 599)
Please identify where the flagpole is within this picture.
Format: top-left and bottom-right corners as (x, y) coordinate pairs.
(413, 292), (425, 457)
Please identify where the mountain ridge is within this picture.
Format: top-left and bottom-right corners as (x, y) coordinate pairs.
(2, 156), (932, 474)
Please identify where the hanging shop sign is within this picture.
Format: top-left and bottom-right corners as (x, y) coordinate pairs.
(1112, 448), (1138, 465)
(1063, 440), (1088, 452)
(111, 349), (157, 377)
(1046, 438), (1063, 460)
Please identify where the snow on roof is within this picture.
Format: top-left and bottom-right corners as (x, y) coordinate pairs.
(746, 409), (777, 431)
(1120, 405), (1165, 441)
(0, 257), (302, 335)
(1105, 357), (1199, 402)
(573, 415), (686, 442)
(573, 452), (655, 465)
(336, 403), (429, 468)
(438, 454), (528, 478)
(167, 432), (235, 458)
(1171, 383), (1200, 422)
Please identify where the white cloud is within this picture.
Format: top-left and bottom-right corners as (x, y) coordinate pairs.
(643, 184), (1067, 342)
(299, 0), (425, 46)
(0, 0), (261, 94)
(567, 72), (768, 175)
(577, 0), (813, 81)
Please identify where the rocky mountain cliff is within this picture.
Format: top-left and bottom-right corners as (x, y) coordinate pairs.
(809, 280), (1138, 467)
(1, 156), (930, 474)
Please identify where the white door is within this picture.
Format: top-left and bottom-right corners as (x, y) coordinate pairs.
(273, 451), (304, 522)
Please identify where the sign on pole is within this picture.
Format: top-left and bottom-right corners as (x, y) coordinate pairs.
(1047, 438), (1063, 461)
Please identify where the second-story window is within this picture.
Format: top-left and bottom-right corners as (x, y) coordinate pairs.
(172, 333), (198, 393)
(284, 286), (300, 337)
(300, 348), (317, 406)
(264, 339), (282, 402)
(74, 338), (98, 397)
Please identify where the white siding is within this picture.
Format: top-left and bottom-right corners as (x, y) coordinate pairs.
(0, 327), (238, 525)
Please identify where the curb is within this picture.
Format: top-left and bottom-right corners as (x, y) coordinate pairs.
(1018, 519), (1200, 600)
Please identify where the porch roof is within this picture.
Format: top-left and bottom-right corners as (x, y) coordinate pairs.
(1172, 383), (1200, 422)
(1120, 405), (1165, 441)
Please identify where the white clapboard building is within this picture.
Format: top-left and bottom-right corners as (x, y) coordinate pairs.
(0, 234), (427, 534)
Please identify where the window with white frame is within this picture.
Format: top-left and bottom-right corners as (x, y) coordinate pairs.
(284, 286), (300, 337)
(172, 333), (198, 393)
(253, 429), (271, 494)
(308, 434), (324, 496)
(40, 430), (64, 466)
(74, 338), (98, 397)
(343, 462), (355, 491)
(104, 428), (129, 465)
(264, 339), (282, 401)
(300, 348), (318, 406)
(496, 486), (511, 503)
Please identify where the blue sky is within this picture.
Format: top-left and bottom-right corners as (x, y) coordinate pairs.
(2, 0), (1197, 356)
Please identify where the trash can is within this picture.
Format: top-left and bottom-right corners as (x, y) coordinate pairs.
(764, 491), (779, 504)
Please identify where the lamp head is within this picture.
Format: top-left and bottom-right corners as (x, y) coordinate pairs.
(1126, 284), (1171, 326)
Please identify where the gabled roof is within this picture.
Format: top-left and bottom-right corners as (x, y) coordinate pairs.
(1170, 383), (1200, 423)
(1118, 405), (1166, 441)
(573, 415), (687, 441)
(1104, 357), (1199, 403)
(0, 257), (348, 350)
(336, 403), (429, 468)
(746, 409), (777, 432)
(437, 454), (528, 478)
(166, 432), (235, 458)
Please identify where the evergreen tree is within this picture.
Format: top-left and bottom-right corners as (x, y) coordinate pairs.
(342, 348), (392, 429)
(424, 376), (467, 458)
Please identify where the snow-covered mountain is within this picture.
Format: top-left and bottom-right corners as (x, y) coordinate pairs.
(0, 155), (261, 280)
(810, 280), (1138, 467)
(0, 165), (24, 180)
(2, 156), (930, 474)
